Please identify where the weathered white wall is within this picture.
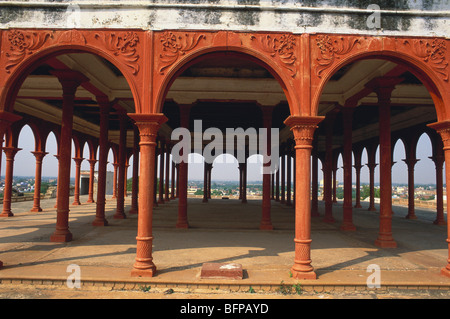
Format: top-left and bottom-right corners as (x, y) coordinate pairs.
(0, 1), (449, 37)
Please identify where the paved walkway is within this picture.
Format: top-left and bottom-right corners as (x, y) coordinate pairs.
(0, 194), (449, 298)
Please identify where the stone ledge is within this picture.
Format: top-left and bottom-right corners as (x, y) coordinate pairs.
(200, 263), (243, 280)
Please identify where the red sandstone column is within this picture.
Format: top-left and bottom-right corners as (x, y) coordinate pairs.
(353, 147), (363, 209)
(93, 98), (110, 226)
(86, 159), (96, 203)
(286, 150), (292, 206)
(341, 107), (356, 231)
(280, 152), (286, 204)
(354, 163), (362, 208)
(430, 154), (446, 225)
(0, 112), (21, 269)
(403, 157), (419, 219)
(111, 162), (118, 199)
(367, 147), (377, 212)
(72, 157), (83, 205)
(164, 143), (171, 202)
(427, 120), (450, 278)
(170, 156), (176, 199)
(207, 163), (212, 199)
(158, 139), (165, 204)
(311, 142), (319, 217)
(271, 170), (275, 200)
(114, 113), (127, 219)
(241, 161), (247, 204)
(50, 70), (88, 242)
(130, 113), (167, 277)
(323, 114), (335, 223)
(0, 147), (21, 217)
(30, 151), (48, 212)
(129, 126), (140, 214)
(202, 160), (209, 203)
(175, 164), (179, 198)
(177, 106), (191, 228)
(285, 115), (323, 280)
(238, 163), (243, 199)
(260, 106), (273, 230)
(153, 140), (159, 207)
(367, 78), (399, 248)
(275, 158), (280, 201)
(332, 160), (338, 203)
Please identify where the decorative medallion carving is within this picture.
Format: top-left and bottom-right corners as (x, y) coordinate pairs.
(403, 38), (448, 82)
(94, 31), (140, 75)
(5, 30), (53, 73)
(250, 34), (297, 78)
(158, 31), (206, 75)
(314, 35), (360, 78)
(59, 30), (86, 45)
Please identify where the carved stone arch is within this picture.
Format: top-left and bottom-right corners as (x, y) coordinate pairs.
(310, 34), (449, 121)
(45, 128), (61, 156)
(0, 29), (145, 115)
(5, 117), (31, 148)
(109, 143), (120, 166)
(71, 134), (85, 159)
(85, 139), (99, 161)
(152, 31), (302, 116)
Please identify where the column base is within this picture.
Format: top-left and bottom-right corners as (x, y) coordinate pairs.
(0, 260), (3, 269)
(368, 207), (377, 212)
(50, 231), (72, 242)
(340, 223), (356, 231)
(441, 267), (450, 278)
(176, 221), (189, 229)
(72, 202), (81, 206)
(131, 265), (156, 277)
(375, 237), (397, 248)
(128, 208), (138, 215)
(114, 213), (127, 219)
(322, 216), (335, 223)
(260, 223), (273, 230)
(290, 267), (317, 280)
(241, 200), (247, 204)
(92, 218), (109, 226)
(433, 219), (447, 225)
(86, 199), (95, 203)
(354, 204), (362, 208)
(0, 211), (13, 217)
(405, 214), (417, 220)
(202, 198), (208, 203)
(30, 207), (43, 212)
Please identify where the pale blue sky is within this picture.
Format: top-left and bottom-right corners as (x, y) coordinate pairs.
(3, 125), (443, 184)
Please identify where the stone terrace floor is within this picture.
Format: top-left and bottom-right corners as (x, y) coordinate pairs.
(0, 194), (449, 299)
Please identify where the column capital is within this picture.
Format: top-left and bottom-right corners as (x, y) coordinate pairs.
(402, 158), (420, 167)
(428, 120), (450, 149)
(31, 150), (48, 159)
(50, 70), (89, 95)
(73, 157), (84, 165)
(429, 155), (445, 166)
(88, 159), (98, 165)
(0, 112), (22, 137)
(3, 147), (21, 158)
(128, 113), (168, 145)
(284, 116), (324, 147)
(365, 77), (404, 101)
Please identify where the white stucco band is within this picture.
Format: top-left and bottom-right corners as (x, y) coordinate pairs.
(0, 0), (449, 38)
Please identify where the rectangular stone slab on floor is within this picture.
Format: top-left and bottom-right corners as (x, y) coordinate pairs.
(200, 262), (243, 280)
